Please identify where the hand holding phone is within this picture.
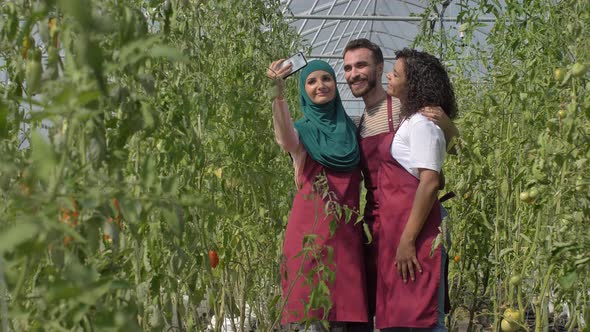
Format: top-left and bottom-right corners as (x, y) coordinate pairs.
(279, 52), (307, 78)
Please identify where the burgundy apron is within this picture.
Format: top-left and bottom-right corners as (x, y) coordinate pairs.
(281, 155), (367, 324)
(374, 124), (443, 329)
(358, 96), (394, 316)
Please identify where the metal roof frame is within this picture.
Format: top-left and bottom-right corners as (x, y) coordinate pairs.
(281, 0), (494, 115)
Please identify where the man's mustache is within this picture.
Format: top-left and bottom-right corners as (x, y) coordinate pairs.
(349, 77), (366, 84)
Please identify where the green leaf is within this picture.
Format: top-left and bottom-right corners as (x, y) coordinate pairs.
(46, 282), (82, 302)
(0, 101), (8, 139)
(478, 211), (493, 231)
(117, 36), (158, 62)
(142, 156), (156, 189)
(499, 247), (514, 258)
(57, 0), (93, 31)
(430, 232), (442, 257)
(140, 103), (155, 128)
(520, 234), (532, 244)
(30, 130), (56, 184)
(574, 256), (589, 268)
(363, 223), (372, 244)
(163, 205), (184, 237)
(149, 45), (188, 62)
(78, 279), (112, 305)
(0, 222), (39, 252)
(459, 22), (470, 32)
(76, 90), (102, 107)
(343, 208), (352, 224)
(329, 219), (337, 238)
(559, 271), (577, 290)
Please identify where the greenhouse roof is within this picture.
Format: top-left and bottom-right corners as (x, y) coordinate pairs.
(281, 0), (492, 116)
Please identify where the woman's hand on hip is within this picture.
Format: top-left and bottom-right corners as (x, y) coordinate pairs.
(395, 237), (422, 283)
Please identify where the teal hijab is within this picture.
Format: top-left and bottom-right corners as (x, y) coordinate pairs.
(294, 60), (360, 171)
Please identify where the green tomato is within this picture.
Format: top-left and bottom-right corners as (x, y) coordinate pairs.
(575, 177), (584, 192)
(504, 309), (522, 322)
(554, 68), (565, 81)
(25, 59), (43, 94)
(528, 188), (539, 199)
(509, 275), (522, 285)
(572, 63), (587, 78)
(501, 319), (518, 332)
(156, 139), (165, 152)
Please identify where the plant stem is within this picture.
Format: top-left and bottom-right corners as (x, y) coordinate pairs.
(0, 257), (9, 332)
(535, 264), (554, 332)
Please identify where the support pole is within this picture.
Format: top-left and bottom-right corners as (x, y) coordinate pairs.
(288, 15), (496, 22)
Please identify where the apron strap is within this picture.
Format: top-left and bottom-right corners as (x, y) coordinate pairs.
(439, 191), (456, 203)
(386, 95), (394, 132)
(358, 113), (365, 133)
(359, 95), (395, 134)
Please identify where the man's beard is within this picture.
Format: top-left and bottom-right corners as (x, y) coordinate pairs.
(349, 71), (378, 97)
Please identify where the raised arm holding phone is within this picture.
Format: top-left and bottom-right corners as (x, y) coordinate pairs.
(267, 58), (368, 331)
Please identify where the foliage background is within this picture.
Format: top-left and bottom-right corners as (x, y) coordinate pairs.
(0, 0), (589, 331)
(1, 0), (303, 330)
(415, 0), (589, 330)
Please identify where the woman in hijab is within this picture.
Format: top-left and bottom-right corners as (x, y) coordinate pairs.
(267, 59), (368, 331)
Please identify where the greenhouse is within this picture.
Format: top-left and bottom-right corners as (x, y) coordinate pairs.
(281, 0), (493, 116)
(0, 0), (588, 331)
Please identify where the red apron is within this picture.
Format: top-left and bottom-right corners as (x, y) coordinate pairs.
(281, 155), (367, 324)
(358, 96), (394, 316)
(374, 125), (443, 329)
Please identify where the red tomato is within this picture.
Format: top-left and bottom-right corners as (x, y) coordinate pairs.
(208, 250), (219, 269)
(112, 198), (124, 230)
(20, 183), (30, 195)
(59, 208), (71, 223)
(48, 18), (59, 48)
(113, 198), (121, 213)
(63, 236), (73, 246)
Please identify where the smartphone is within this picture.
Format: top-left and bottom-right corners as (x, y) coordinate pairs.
(279, 52), (307, 78)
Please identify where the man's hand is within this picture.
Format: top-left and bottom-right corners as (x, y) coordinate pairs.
(420, 106), (459, 154)
(420, 106), (452, 131)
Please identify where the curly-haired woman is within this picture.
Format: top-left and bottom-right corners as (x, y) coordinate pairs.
(375, 48), (457, 332)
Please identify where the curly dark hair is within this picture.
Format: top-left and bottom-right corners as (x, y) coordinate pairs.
(395, 48), (457, 120)
(343, 38), (384, 65)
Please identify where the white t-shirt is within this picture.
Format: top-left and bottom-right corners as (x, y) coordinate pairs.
(390, 113), (446, 179)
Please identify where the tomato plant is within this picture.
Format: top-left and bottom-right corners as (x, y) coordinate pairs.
(0, 0), (302, 330)
(416, 0), (589, 331)
(1, 0), (588, 331)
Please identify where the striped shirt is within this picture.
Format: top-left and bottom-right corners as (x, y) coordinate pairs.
(356, 96), (402, 138)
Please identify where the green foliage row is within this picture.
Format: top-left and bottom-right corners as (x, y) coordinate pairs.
(417, 0), (589, 330)
(2, 0), (589, 331)
(0, 0), (302, 330)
